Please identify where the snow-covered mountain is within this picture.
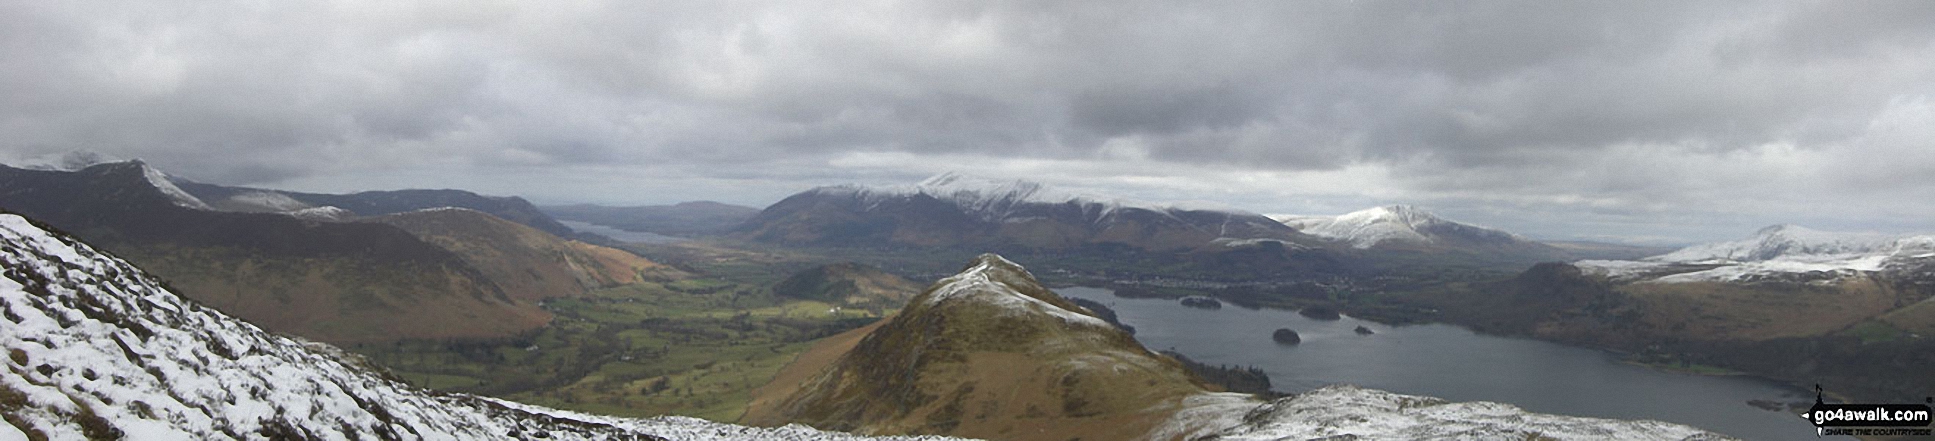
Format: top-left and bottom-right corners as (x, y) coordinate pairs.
(0, 212), (960, 440)
(738, 173), (1303, 250)
(1579, 224), (1935, 283)
(848, 172), (1243, 222)
(1272, 205), (1525, 249)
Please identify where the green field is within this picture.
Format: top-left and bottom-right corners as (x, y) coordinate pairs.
(351, 251), (890, 422)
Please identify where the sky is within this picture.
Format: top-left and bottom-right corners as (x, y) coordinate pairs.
(3, 1), (1933, 244)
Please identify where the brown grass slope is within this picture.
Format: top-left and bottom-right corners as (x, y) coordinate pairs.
(0, 162), (549, 344)
(373, 208), (679, 303)
(745, 254), (1214, 441)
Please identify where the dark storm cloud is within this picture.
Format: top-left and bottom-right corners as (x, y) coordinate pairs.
(2, 1), (1933, 241)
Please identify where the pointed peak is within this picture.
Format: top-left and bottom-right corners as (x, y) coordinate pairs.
(965, 252), (1025, 273)
(920, 253), (1106, 327)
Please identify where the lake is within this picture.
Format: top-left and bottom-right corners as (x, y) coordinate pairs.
(1057, 286), (1818, 440)
(558, 220), (689, 244)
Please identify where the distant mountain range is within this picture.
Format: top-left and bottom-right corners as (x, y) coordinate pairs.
(175, 182), (577, 238)
(1579, 224), (1935, 283)
(737, 172), (1308, 251)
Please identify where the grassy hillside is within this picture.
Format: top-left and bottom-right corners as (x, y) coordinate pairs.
(745, 255), (1219, 441)
(374, 208), (683, 302)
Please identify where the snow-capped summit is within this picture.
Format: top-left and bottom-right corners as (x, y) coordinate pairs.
(921, 253), (1112, 328)
(1274, 205), (1517, 249)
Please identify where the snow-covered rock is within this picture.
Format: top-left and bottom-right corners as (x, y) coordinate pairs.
(1196, 385), (1729, 440)
(0, 213), (960, 441)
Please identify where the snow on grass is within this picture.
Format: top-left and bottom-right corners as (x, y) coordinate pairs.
(137, 162), (212, 211)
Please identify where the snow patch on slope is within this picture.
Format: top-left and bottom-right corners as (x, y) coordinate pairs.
(135, 162), (212, 210)
(922, 254), (1112, 328)
(225, 191), (313, 212)
(285, 206), (353, 221)
(0, 213), (962, 441)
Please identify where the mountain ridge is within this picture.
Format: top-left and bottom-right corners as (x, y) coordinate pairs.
(0, 162), (556, 343)
(1580, 224), (1935, 283)
(737, 173), (1306, 251)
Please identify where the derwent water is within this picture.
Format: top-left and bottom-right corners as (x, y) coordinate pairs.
(1058, 286), (1818, 440)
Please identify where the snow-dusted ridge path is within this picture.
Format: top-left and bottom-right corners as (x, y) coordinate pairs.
(0, 212), (963, 441)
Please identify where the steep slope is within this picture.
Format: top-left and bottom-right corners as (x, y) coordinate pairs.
(0, 162), (548, 343)
(0, 212), (961, 441)
(737, 173), (1304, 251)
(771, 262), (923, 311)
(543, 201), (760, 237)
(373, 208), (680, 303)
(745, 254), (1221, 440)
(1580, 224), (1935, 283)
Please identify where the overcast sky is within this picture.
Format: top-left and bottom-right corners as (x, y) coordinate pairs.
(4, 1), (1933, 244)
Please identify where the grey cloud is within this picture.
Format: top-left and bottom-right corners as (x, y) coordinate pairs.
(2, 1), (1933, 242)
